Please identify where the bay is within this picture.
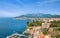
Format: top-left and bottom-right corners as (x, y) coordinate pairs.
(0, 18), (28, 38)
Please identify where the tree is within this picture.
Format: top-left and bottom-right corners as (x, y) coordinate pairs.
(43, 28), (49, 35)
(27, 21), (42, 27)
(50, 20), (60, 27)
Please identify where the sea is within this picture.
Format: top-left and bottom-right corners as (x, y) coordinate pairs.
(0, 18), (29, 38)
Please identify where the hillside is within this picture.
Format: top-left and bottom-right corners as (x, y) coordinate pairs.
(15, 13), (60, 18)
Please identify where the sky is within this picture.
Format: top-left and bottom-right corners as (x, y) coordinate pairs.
(0, 0), (60, 17)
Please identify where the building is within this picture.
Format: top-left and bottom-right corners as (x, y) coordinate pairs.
(45, 35), (50, 38)
(42, 22), (50, 28)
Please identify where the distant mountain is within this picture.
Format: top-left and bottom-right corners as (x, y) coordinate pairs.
(15, 13), (60, 18)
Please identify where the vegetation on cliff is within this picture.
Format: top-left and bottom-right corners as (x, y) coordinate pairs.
(27, 20), (60, 38)
(50, 20), (60, 27)
(27, 21), (42, 26)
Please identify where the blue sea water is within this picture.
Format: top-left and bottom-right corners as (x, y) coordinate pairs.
(0, 18), (28, 38)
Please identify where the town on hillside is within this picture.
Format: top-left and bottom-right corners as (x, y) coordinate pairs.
(7, 18), (60, 38)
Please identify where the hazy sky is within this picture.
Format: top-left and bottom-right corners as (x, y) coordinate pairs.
(0, 0), (60, 17)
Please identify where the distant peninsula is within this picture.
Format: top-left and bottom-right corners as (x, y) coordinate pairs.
(15, 13), (60, 18)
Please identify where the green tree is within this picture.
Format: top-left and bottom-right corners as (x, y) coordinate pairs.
(50, 20), (60, 27)
(27, 21), (42, 27)
(43, 28), (49, 35)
